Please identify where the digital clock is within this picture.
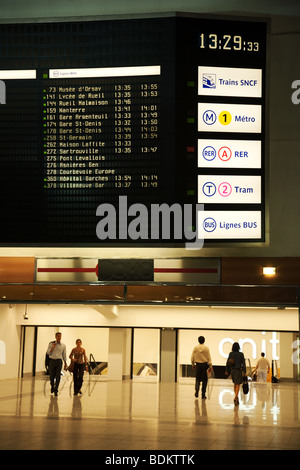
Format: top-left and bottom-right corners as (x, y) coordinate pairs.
(199, 33), (259, 52)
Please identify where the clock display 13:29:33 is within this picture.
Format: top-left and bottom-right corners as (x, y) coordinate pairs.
(199, 33), (259, 51)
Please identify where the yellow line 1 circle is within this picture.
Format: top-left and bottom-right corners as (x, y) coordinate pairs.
(219, 111), (232, 125)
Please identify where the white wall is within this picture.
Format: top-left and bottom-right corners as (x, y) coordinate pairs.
(0, 305), (21, 379)
(36, 326), (57, 373)
(5, 303), (298, 379)
(133, 329), (160, 364)
(178, 329), (296, 378)
(16, 304), (299, 332)
(23, 326), (35, 375)
(279, 332), (296, 378)
(0, 304), (298, 379)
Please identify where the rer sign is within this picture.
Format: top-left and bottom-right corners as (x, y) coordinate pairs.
(198, 139), (261, 169)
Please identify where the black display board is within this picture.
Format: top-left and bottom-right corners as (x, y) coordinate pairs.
(0, 15), (266, 245)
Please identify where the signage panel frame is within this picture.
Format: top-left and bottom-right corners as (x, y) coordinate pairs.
(0, 13), (268, 246)
(174, 14), (268, 245)
(198, 66), (262, 98)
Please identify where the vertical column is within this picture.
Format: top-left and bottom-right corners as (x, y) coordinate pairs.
(160, 328), (177, 382)
(107, 328), (132, 381)
(298, 293), (300, 381)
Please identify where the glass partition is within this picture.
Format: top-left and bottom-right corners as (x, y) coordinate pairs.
(132, 328), (160, 381)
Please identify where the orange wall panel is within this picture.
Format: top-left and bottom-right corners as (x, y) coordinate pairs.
(0, 257), (35, 283)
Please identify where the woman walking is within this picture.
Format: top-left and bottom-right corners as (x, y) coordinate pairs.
(69, 339), (88, 395)
(225, 342), (246, 406)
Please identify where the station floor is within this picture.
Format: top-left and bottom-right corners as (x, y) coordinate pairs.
(0, 374), (300, 451)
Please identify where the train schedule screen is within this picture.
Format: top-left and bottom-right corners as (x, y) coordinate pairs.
(0, 15), (267, 245)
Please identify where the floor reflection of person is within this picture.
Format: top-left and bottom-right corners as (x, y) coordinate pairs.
(69, 339), (88, 396)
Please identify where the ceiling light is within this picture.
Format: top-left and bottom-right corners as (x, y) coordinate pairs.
(262, 267), (276, 276)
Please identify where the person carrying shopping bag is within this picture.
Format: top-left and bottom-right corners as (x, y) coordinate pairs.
(225, 342), (246, 406)
(69, 339), (88, 395)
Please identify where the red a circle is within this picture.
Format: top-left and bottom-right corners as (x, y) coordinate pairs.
(218, 146), (232, 161)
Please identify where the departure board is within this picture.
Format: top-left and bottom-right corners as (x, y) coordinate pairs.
(0, 15), (267, 246)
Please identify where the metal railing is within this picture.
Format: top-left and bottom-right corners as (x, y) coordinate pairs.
(88, 353), (107, 375)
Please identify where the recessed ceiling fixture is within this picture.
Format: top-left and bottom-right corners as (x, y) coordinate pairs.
(262, 267), (277, 276)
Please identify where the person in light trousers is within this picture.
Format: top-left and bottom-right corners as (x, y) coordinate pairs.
(191, 336), (213, 399)
(255, 352), (270, 382)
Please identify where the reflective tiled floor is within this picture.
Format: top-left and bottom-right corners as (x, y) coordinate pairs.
(0, 375), (300, 450)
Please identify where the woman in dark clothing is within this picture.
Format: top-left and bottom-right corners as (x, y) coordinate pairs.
(225, 342), (246, 405)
